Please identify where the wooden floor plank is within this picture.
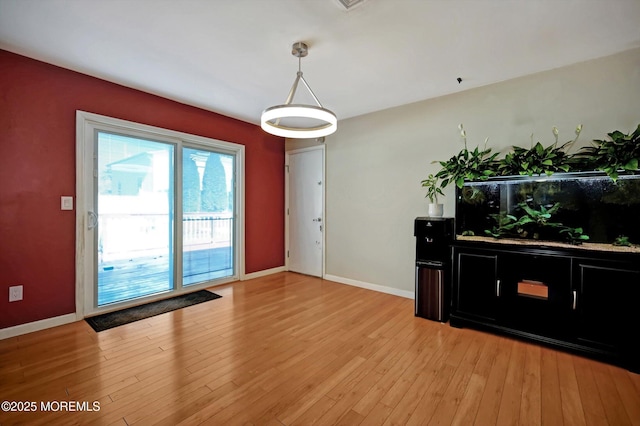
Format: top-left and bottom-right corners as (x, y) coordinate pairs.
(290, 395), (337, 426)
(573, 357), (609, 426)
(519, 343), (542, 426)
(557, 351), (587, 426)
(496, 339), (527, 426)
(590, 362), (633, 426)
(472, 337), (514, 425)
(607, 365), (640, 426)
(0, 272), (638, 426)
(450, 332), (499, 426)
(359, 402), (393, 426)
(421, 332), (485, 426)
(540, 347), (564, 425)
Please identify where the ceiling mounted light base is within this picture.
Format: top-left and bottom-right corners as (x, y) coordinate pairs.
(336, 0), (368, 11)
(261, 42), (337, 139)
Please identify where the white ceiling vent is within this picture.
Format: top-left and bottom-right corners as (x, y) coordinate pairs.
(335, 0), (367, 11)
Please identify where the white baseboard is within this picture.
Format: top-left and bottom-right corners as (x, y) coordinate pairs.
(242, 266), (286, 281)
(0, 313), (79, 340)
(324, 274), (415, 299)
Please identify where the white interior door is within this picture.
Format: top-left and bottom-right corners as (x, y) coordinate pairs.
(287, 147), (324, 277)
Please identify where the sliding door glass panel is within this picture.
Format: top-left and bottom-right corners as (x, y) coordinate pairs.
(96, 132), (175, 306)
(182, 147), (234, 285)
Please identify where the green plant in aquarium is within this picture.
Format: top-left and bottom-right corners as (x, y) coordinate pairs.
(484, 204), (562, 239)
(433, 124), (499, 189)
(613, 235), (632, 247)
(559, 226), (590, 244)
(518, 202), (562, 229)
(497, 125), (582, 176)
(574, 123), (640, 181)
(484, 202), (589, 244)
(484, 212), (523, 239)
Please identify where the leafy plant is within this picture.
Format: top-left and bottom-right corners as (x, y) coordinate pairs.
(497, 125), (581, 176)
(484, 202), (589, 244)
(421, 173), (444, 203)
(518, 202), (563, 229)
(559, 226), (590, 244)
(484, 212), (523, 239)
(485, 203), (562, 239)
(613, 235), (632, 247)
(433, 124), (499, 189)
(574, 124), (640, 181)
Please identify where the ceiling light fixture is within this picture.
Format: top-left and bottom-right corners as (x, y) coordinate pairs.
(261, 42), (337, 139)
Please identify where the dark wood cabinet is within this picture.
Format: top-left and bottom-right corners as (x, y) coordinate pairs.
(450, 241), (640, 372)
(454, 251), (498, 322)
(573, 258), (640, 368)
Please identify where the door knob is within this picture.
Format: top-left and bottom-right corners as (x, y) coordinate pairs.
(313, 217), (322, 222)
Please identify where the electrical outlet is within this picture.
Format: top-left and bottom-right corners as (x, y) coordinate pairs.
(9, 285), (23, 302)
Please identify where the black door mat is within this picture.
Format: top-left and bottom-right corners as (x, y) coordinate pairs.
(85, 290), (222, 332)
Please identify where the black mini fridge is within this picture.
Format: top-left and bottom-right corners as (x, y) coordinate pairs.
(414, 217), (454, 322)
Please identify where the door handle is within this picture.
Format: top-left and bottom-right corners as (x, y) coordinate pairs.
(496, 279), (501, 297)
(313, 217), (322, 222)
(87, 211), (98, 230)
(572, 290), (577, 310)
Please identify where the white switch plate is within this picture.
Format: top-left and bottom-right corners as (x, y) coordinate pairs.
(9, 285), (23, 302)
(61, 196), (74, 210)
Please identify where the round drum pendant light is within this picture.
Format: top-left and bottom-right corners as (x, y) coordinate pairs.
(261, 42), (337, 139)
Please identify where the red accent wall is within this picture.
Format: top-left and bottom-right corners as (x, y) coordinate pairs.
(0, 50), (284, 329)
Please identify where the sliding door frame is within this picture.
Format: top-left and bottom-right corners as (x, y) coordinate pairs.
(75, 111), (245, 318)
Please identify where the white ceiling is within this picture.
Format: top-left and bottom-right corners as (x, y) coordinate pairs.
(1, 0), (639, 125)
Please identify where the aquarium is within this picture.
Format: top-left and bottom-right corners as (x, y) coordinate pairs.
(455, 172), (640, 245)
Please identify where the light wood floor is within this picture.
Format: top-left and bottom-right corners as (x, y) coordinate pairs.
(1, 272), (639, 425)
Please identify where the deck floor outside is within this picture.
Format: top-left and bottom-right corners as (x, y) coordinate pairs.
(98, 245), (233, 306)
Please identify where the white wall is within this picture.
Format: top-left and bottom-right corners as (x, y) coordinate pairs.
(322, 47), (640, 296)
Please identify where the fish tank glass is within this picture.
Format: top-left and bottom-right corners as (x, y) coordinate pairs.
(455, 172), (640, 245)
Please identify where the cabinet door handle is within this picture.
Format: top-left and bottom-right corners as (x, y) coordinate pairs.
(572, 290), (577, 310)
(496, 279), (501, 297)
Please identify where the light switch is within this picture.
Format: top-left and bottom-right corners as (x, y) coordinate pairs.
(61, 196), (74, 210)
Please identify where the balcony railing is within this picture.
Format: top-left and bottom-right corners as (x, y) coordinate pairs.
(98, 213), (233, 262)
(97, 213), (234, 305)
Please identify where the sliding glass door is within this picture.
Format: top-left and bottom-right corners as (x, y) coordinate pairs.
(182, 148), (234, 286)
(96, 132), (175, 306)
(78, 111), (243, 315)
